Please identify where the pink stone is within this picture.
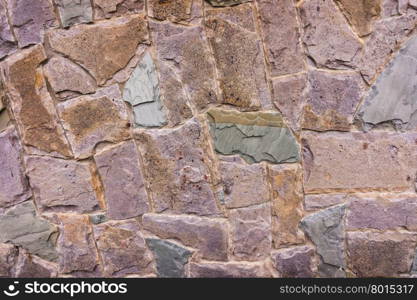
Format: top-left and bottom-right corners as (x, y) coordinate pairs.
(0, 243), (18, 277)
(189, 262), (271, 278)
(15, 250), (58, 278)
(0, 1), (16, 59)
(272, 246), (315, 278)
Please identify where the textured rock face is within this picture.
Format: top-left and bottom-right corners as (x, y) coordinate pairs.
(189, 262), (270, 278)
(142, 214), (228, 261)
(14, 250), (57, 278)
(272, 246), (315, 278)
(0, 244), (18, 277)
(208, 109), (299, 164)
(0, 1), (16, 59)
(305, 194), (348, 211)
(205, 0), (251, 6)
(94, 0), (144, 19)
(55, 0), (93, 28)
(95, 141), (149, 220)
(148, 0), (201, 23)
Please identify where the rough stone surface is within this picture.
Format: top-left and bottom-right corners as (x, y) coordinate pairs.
(95, 141), (149, 220)
(146, 239), (192, 278)
(305, 194), (348, 211)
(272, 246), (315, 278)
(135, 118), (219, 216)
(0, 243), (18, 277)
(55, 0), (93, 28)
(94, 220), (154, 277)
(148, 0), (202, 23)
(142, 213), (228, 261)
(189, 262), (270, 278)
(0, 1), (16, 59)
(205, 0), (251, 6)
(0, 127), (31, 208)
(94, 0), (144, 19)
(48, 15), (148, 85)
(14, 250), (57, 278)
(0, 202), (58, 262)
(208, 109), (300, 164)
(347, 232), (417, 277)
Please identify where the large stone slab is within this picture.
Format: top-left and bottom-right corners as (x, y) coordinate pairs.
(299, 0), (362, 69)
(135, 118), (219, 216)
(208, 108), (300, 164)
(94, 140), (149, 220)
(189, 262), (270, 278)
(142, 213), (228, 261)
(48, 15), (148, 85)
(0, 1), (16, 59)
(0, 127), (31, 208)
(25, 156), (99, 214)
(55, 0), (93, 28)
(302, 131), (417, 193)
(256, 0), (305, 76)
(94, 0), (144, 19)
(148, 0), (202, 23)
(272, 246), (315, 278)
(2, 45), (71, 157)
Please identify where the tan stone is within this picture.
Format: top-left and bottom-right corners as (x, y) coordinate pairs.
(148, 0), (202, 23)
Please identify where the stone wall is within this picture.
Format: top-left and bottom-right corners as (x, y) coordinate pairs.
(0, 0), (416, 278)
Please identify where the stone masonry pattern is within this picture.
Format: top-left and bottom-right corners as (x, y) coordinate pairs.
(1, 0), (417, 278)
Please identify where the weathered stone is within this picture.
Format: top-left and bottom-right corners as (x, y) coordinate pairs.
(95, 141), (149, 220)
(301, 205), (346, 277)
(7, 0), (57, 47)
(135, 118), (219, 216)
(58, 86), (131, 159)
(0, 244), (18, 277)
(146, 239), (192, 278)
(56, 214), (99, 274)
(347, 231), (417, 277)
(334, 0), (381, 36)
(299, 0), (362, 69)
(205, 0), (251, 6)
(2, 45), (71, 157)
(302, 131), (417, 193)
(0, 1), (16, 59)
(302, 70), (362, 131)
(382, 0), (401, 17)
(123, 52), (167, 127)
(272, 246), (315, 278)
(358, 35), (417, 130)
(44, 56), (96, 100)
(89, 214), (107, 225)
(15, 250), (57, 278)
(48, 15), (148, 85)
(189, 262), (270, 278)
(94, 220), (154, 277)
(229, 203), (271, 261)
(347, 195), (417, 230)
(150, 21), (218, 111)
(0, 127), (31, 208)
(142, 213), (228, 261)
(305, 194), (348, 211)
(257, 0), (305, 76)
(206, 2), (256, 31)
(55, 0), (93, 27)
(148, 0), (202, 23)
(205, 6), (271, 109)
(0, 110), (9, 132)
(0, 202), (58, 262)
(208, 108), (300, 164)
(94, 0), (144, 19)
(270, 165), (304, 248)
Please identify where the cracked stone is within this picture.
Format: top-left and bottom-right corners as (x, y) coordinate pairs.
(94, 0), (144, 19)
(25, 156), (100, 214)
(94, 140), (149, 220)
(208, 108), (300, 164)
(0, 1), (16, 59)
(205, 0), (251, 6)
(142, 213), (228, 261)
(55, 0), (93, 28)
(189, 262), (270, 278)
(272, 246), (315, 278)
(14, 250), (57, 278)
(148, 0), (202, 23)
(0, 244), (18, 277)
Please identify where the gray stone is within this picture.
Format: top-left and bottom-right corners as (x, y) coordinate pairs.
(14, 250), (58, 278)
(94, 0), (144, 19)
(55, 0), (93, 28)
(0, 202), (58, 262)
(205, 0), (251, 6)
(412, 248), (417, 274)
(89, 214), (107, 225)
(0, 1), (16, 59)
(272, 246), (315, 278)
(146, 239), (192, 278)
(123, 52), (167, 127)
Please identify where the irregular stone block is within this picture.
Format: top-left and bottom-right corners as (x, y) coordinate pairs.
(269, 165), (304, 248)
(48, 15), (148, 85)
(205, 2), (256, 31)
(44, 56), (96, 100)
(0, 244), (18, 277)
(299, 0), (362, 69)
(189, 262), (270, 278)
(347, 195), (417, 230)
(15, 250), (57, 278)
(272, 246), (315, 278)
(7, 0), (57, 47)
(301, 205), (346, 277)
(257, 0), (305, 76)
(94, 220), (154, 277)
(146, 239), (192, 278)
(56, 214), (99, 274)
(305, 194), (348, 211)
(2, 45), (71, 157)
(0, 201), (58, 262)
(208, 108), (300, 164)
(301, 70), (362, 131)
(95, 141), (149, 220)
(0, 1), (16, 59)
(302, 131), (417, 193)
(205, 0), (251, 6)
(229, 203), (271, 261)
(25, 156), (99, 214)
(148, 0), (202, 23)
(135, 118), (219, 216)
(205, 6), (271, 109)
(55, 0), (93, 27)
(334, 0), (381, 36)
(358, 35), (417, 130)
(58, 86), (131, 159)
(219, 157), (269, 208)
(347, 232), (417, 277)
(123, 52), (167, 127)
(150, 21), (218, 111)
(0, 127), (31, 208)
(142, 213), (228, 261)
(94, 0), (144, 19)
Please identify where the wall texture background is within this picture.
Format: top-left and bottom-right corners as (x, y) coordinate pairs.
(0, 0), (417, 278)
